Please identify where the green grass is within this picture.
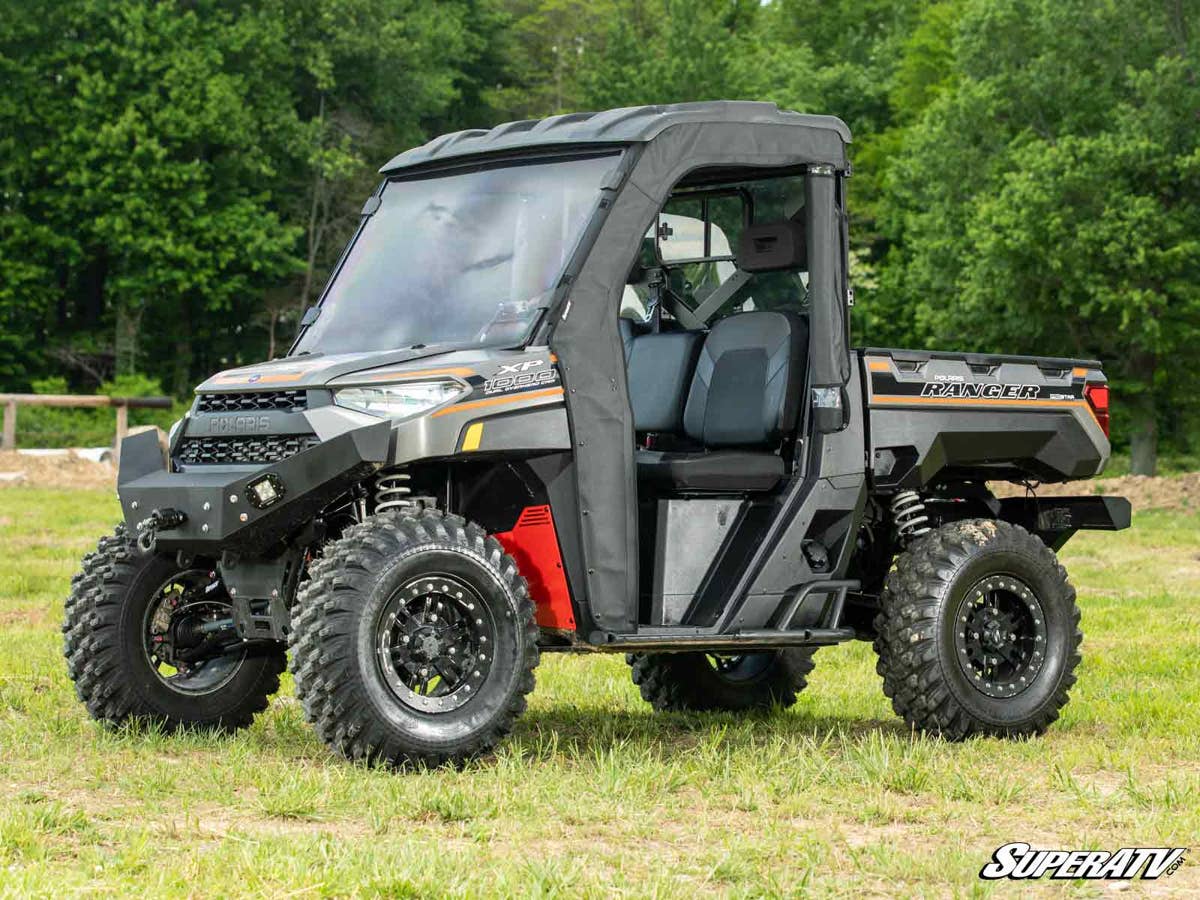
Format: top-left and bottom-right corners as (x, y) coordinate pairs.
(1098, 452), (1200, 477)
(0, 489), (1197, 897)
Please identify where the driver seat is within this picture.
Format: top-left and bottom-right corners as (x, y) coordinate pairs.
(636, 310), (807, 492)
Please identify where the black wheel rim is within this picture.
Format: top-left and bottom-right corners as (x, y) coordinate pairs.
(953, 575), (1048, 698)
(142, 569), (244, 695)
(706, 652), (774, 684)
(375, 574), (495, 714)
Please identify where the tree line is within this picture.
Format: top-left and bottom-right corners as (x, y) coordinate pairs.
(1, 0), (1196, 473)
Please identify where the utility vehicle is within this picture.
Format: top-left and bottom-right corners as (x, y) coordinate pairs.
(65, 102), (1130, 766)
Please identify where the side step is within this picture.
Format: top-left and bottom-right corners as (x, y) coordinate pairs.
(591, 579), (861, 652)
(595, 626), (857, 653)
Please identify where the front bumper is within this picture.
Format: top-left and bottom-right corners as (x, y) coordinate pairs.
(117, 420), (391, 553)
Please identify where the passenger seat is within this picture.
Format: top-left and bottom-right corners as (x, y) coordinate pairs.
(625, 330), (704, 433)
(635, 311), (807, 492)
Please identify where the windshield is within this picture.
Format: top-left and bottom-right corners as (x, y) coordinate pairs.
(293, 153), (620, 355)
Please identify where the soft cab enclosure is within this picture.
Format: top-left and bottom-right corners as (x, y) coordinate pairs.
(520, 106), (853, 636)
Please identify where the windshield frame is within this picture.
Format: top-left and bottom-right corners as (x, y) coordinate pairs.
(288, 148), (627, 357)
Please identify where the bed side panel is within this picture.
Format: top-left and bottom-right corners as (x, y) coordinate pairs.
(862, 351), (1109, 489)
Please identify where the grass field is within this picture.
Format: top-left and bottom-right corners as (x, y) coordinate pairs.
(0, 488), (1197, 897)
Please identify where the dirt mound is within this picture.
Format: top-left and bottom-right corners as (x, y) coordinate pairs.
(0, 451), (116, 491)
(992, 473), (1200, 512)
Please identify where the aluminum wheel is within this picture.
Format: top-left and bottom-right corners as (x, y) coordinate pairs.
(375, 573), (496, 714)
(953, 574), (1048, 698)
(142, 569), (244, 696)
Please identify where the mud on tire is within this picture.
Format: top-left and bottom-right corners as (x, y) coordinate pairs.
(290, 509), (538, 768)
(63, 525), (285, 731)
(873, 518), (1082, 740)
(627, 648), (818, 712)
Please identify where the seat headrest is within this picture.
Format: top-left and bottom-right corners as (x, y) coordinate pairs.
(737, 220), (806, 273)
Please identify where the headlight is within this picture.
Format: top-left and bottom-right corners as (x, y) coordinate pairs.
(333, 381), (465, 419)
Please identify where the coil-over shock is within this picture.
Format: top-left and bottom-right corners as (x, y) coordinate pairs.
(374, 470), (436, 516)
(375, 471), (414, 513)
(890, 490), (931, 546)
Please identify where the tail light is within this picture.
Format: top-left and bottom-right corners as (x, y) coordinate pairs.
(1084, 383), (1110, 437)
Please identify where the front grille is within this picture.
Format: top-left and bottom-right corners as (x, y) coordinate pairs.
(177, 434), (320, 466)
(196, 390), (307, 413)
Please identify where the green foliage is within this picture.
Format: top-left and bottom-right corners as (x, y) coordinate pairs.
(0, 0), (497, 395)
(888, 2), (961, 123)
(100, 373), (169, 400)
(0, 0), (1197, 465)
(579, 0), (804, 110)
(879, 0), (1200, 469)
(487, 0), (616, 116)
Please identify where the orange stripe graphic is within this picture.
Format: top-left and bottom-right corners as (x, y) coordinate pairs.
(431, 387), (564, 417)
(870, 395), (1087, 409)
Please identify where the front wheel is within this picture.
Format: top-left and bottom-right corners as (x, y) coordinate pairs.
(290, 510), (539, 768)
(63, 526), (285, 731)
(873, 519), (1082, 740)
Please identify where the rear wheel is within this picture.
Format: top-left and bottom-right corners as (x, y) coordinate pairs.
(873, 519), (1081, 740)
(63, 526), (285, 731)
(290, 510), (538, 768)
(627, 648), (817, 712)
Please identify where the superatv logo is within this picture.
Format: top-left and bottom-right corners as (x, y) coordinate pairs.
(921, 381), (1040, 400)
(980, 843), (1186, 881)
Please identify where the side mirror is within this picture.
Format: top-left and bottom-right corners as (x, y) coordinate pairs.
(812, 386), (848, 433)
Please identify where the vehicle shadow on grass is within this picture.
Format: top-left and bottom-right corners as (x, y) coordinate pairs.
(89, 695), (913, 767)
(507, 704), (912, 760)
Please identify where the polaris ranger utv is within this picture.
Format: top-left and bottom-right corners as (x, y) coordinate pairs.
(65, 102), (1130, 766)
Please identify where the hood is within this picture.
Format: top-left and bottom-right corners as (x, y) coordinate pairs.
(195, 345), (463, 392)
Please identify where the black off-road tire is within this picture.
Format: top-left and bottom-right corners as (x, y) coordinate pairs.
(627, 648), (818, 712)
(290, 510), (538, 768)
(63, 525), (285, 731)
(874, 519), (1082, 740)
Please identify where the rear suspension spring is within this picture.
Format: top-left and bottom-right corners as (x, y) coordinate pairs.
(891, 490), (931, 545)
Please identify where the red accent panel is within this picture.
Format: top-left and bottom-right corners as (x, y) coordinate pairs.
(494, 505), (576, 630)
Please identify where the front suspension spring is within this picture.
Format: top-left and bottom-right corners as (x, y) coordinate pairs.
(375, 471), (415, 514)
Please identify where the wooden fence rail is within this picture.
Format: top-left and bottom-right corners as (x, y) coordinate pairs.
(0, 393), (173, 461)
